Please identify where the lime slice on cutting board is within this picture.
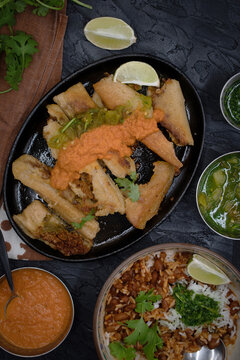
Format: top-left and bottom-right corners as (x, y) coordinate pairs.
(187, 254), (230, 285)
(84, 17), (136, 50)
(113, 61), (160, 87)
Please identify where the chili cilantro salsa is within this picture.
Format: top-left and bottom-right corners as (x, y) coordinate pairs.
(224, 80), (240, 128)
(197, 152), (240, 239)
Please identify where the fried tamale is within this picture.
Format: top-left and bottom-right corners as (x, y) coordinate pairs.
(13, 200), (93, 255)
(93, 75), (143, 110)
(83, 161), (125, 216)
(152, 79), (194, 146)
(102, 151), (136, 178)
(53, 82), (96, 118)
(12, 154), (100, 240)
(141, 130), (182, 170)
(46, 104), (69, 125)
(125, 161), (175, 229)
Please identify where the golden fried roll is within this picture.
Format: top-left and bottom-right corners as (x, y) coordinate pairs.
(102, 150), (136, 178)
(125, 161), (175, 229)
(43, 119), (61, 159)
(53, 82), (96, 118)
(12, 154), (100, 240)
(92, 91), (104, 108)
(46, 104), (69, 125)
(152, 79), (194, 146)
(93, 75), (143, 110)
(13, 200), (93, 255)
(83, 161), (125, 216)
(141, 130), (183, 170)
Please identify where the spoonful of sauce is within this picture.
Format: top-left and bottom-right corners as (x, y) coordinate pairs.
(0, 229), (18, 317)
(184, 340), (226, 360)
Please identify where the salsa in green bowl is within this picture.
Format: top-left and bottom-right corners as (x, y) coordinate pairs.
(196, 151), (240, 239)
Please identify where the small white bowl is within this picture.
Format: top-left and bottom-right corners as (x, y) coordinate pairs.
(220, 72), (240, 131)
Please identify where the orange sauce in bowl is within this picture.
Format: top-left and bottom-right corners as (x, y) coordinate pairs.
(0, 268), (73, 351)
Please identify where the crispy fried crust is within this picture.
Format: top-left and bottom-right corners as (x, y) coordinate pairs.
(43, 119), (61, 159)
(141, 131), (183, 170)
(12, 154), (100, 240)
(53, 82), (96, 118)
(13, 200), (92, 255)
(83, 161), (125, 216)
(46, 104), (69, 125)
(125, 161), (175, 229)
(93, 76), (142, 110)
(102, 151), (136, 178)
(152, 79), (194, 146)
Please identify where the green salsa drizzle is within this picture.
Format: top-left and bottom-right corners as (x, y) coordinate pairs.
(48, 106), (126, 149)
(48, 93), (152, 150)
(198, 153), (240, 238)
(173, 284), (221, 326)
(224, 80), (240, 128)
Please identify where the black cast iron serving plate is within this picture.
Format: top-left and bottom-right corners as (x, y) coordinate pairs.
(3, 54), (205, 262)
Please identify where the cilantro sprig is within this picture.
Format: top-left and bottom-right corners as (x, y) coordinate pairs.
(109, 289), (163, 360)
(109, 342), (136, 360)
(135, 289), (161, 314)
(0, 0), (92, 94)
(72, 209), (95, 230)
(0, 31), (38, 93)
(115, 172), (140, 202)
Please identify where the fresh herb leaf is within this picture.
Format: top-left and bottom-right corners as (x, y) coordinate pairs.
(0, 31), (38, 92)
(0, 1), (16, 30)
(109, 342), (136, 360)
(14, 0), (27, 13)
(115, 172), (140, 202)
(173, 283), (221, 326)
(124, 318), (163, 360)
(124, 316), (149, 345)
(110, 289), (164, 360)
(129, 171), (137, 182)
(72, 209), (95, 230)
(135, 289), (161, 314)
(143, 322), (163, 360)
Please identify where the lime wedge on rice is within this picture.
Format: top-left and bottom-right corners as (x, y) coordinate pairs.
(113, 61), (160, 87)
(84, 17), (136, 50)
(187, 254), (230, 285)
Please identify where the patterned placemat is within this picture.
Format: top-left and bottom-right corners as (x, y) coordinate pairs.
(0, 199), (49, 260)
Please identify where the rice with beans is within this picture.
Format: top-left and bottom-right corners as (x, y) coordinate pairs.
(104, 251), (240, 360)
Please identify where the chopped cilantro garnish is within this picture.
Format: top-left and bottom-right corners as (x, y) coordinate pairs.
(72, 209), (95, 230)
(115, 172), (140, 202)
(173, 283), (221, 326)
(135, 289), (161, 314)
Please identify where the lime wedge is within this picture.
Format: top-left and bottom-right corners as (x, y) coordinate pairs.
(187, 254), (230, 285)
(84, 17), (136, 50)
(113, 61), (160, 87)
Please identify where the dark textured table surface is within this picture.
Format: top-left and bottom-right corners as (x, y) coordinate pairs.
(1, 1), (240, 359)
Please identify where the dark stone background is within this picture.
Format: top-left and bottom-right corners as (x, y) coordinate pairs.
(0, 0), (239, 359)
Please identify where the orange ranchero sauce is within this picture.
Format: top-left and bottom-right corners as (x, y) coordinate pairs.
(0, 268), (73, 349)
(50, 109), (164, 190)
